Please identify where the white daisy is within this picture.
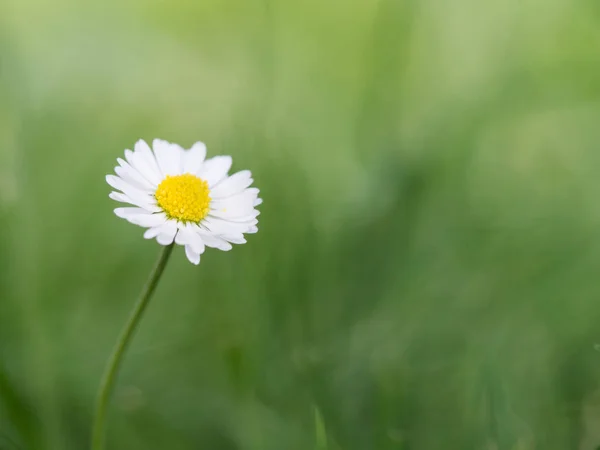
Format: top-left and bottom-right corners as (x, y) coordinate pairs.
(107, 139), (261, 265)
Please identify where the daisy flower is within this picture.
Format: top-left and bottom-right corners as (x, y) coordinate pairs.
(106, 139), (261, 265)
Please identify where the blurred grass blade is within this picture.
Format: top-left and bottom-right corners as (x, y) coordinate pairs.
(314, 405), (328, 450)
(0, 367), (39, 449)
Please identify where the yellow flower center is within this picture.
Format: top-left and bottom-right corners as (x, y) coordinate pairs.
(155, 173), (211, 222)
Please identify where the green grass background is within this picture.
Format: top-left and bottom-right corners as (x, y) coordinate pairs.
(3, 0), (600, 449)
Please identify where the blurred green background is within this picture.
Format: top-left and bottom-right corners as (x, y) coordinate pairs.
(2, 0), (600, 449)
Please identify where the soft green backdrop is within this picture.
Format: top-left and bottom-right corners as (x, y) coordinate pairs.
(2, 0), (600, 449)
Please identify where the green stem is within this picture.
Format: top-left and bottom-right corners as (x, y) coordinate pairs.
(91, 243), (175, 450)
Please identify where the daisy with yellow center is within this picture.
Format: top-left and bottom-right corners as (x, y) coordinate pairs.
(94, 138), (261, 450)
(106, 139), (261, 265)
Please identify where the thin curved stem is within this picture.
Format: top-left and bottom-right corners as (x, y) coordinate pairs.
(91, 243), (175, 450)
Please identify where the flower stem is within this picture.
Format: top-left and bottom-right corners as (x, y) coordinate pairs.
(91, 243), (175, 450)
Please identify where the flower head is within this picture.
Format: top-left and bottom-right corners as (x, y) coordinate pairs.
(107, 139), (261, 265)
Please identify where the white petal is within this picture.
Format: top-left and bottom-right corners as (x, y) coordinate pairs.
(107, 175), (157, 210)
(211, 170), (253, 198)
(143, 220), (174, 238)
(115, 160), (155, 191)
(221, 233), (247, 245)
(114, 207), (149, 219)
(115, 208), (166, 227)
(108, 177), (157, 209)
(109, 191), (134, 205)
(210, 189), (259, 219)
(173, 224), (206, 254)
(170, 143), (185, 175)
(175, 228), (187, 245)
(144, 227), (162, 239)
(134, 139), (153, 154)
(225, 210), (261, 222)
(185, 226), (206, 254)
(106, 174), (136, 193)
(197, 156), (232, 187)
(191, 224), (233, 251)
(254, 198), (263, 206)
(109, 191), (161, 212)
(247, 225), (258, 234)
(157, 234), (175, 246)
(202, 234), (233, 251)
(153, 139), (183, 176)
(185, 245), (201, 265)
(245, 187), (260, 196)
(203, 216), (258, 234)
(124, 152), (161, 186)
(209, 209), (258, 221)
(131, 140), (162, 184)
(131, 213), (167, 228)
(156, 221), (178, 245)
(182, 142), (206, 174)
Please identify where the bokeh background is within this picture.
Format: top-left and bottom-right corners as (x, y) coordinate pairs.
(2, 0), (600, 449)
